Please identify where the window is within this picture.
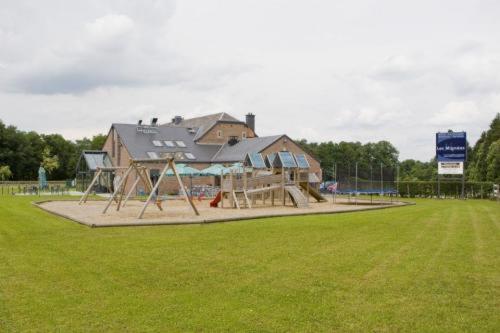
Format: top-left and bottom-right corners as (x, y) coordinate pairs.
(242, 132), (247, 139)
(175, 140), (186, 147)
(217, 130), (223, 138)
(184, 152), (196, 160)
(147, 152), (159, 159)
(152, 140), (163, 147)
(164, 140), (175, 147)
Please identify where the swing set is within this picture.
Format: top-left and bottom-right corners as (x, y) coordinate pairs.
(79, 155), (200, 219)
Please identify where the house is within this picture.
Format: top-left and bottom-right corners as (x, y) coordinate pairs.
(97, 112), (321, 193)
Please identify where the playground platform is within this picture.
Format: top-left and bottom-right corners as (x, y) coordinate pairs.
(35, 197), (411, 228)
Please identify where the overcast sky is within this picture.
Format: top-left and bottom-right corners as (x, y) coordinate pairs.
(1, 0), (499, 160)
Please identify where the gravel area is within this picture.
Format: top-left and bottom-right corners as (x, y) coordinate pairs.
(36, 197), (409, 227)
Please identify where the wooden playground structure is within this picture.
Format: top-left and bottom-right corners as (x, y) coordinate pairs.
(212, 152), (326, 209)
(78, 151), (326, 221)
(79, 155), (199, 219)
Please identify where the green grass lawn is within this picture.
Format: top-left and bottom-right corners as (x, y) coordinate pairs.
(0, 196), (499, 332)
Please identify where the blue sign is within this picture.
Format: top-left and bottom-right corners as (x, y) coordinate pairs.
(436, 132), (467, 162)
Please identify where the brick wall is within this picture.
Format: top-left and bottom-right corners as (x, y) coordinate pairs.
(198, 123), (256, 144)
(260, 136), (322, 181)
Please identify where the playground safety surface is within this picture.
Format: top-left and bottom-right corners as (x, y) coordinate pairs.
(35, 197), (411, 227)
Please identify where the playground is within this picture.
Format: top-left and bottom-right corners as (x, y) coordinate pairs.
(37, 151), (407, 226)
(37, 196), (406, 227)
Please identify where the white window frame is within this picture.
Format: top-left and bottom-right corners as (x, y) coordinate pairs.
(164, 140), (175, 147)
(152, 140), (163, 147)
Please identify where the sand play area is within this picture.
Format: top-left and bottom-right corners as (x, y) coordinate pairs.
(35, 197), (410, 227)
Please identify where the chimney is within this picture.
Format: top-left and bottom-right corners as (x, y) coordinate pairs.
(151, 118), (158, 126)
(245, 113), (255, 132)
(172, 115), (183, 125)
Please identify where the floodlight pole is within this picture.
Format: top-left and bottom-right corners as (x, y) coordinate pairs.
(396, 164), (400, 198)
(370, 164), (373, 192)
(355, 162), (358, 205)
(437, 172), (441, 199)
(380, 162), (383, 197)
(461, 162), (465, 199)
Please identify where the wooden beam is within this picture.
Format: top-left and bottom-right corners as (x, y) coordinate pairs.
(137, 162), (170, 219)
(122, 176), (141, 207)
(102, 165), (134, 214)
(79, 168), (102, 204)
(171, 160), (199, 216)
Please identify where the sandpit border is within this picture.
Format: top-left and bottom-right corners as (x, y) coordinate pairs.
(32, 199), (415, 228)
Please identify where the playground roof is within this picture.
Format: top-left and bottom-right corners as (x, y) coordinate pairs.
(265, 153), (276, 168)
(273, 151), (298, 168)
(294, 154), (310, 169)
(244, 152), (267, 169)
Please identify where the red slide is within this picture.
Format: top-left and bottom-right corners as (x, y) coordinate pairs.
(210, 191), (222, 207)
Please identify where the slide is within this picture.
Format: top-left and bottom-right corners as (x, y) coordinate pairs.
(285, 185), (308, 208)
(300, 182), (327, 202)
(210, 191), (222, 207)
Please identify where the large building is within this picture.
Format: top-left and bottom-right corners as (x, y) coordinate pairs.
(93, 112), (321, 192)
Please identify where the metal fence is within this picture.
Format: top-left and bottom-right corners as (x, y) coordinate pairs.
(0, 181), (71, 196)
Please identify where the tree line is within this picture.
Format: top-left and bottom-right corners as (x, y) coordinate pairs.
(0, 120), (106, 181)
(297, 113), (499, 183)
(1, 113), (498, 183)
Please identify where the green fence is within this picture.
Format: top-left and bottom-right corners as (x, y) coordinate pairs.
(397, 181), (494, 199)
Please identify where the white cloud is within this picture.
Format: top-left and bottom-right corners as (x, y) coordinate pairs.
(84, 14), (135, 52)
(430, 101), (481, 127)
(1, 0), (500, 161)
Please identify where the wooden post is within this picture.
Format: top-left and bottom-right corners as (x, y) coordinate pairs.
(122, 176), (140, 207)
(170, 160), (199, 216)
(282, 167), (286, 206)
(220, 169), (224, 208)
(102, 165), (133, 214)
(137, 162), (170, 219)
(229, 171), (234, 208)
(116, 168), (130, 211)
(79, 168), (102, 204)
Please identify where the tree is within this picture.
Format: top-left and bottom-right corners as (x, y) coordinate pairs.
(0, 165), (12, 181)
(91, 134), (107, 150)
(468, 113), (500, 182)
(41, 147), (60, 176)
(486, 139), (500, 183)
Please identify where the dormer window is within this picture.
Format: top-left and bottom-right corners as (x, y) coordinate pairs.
(147, 152), (159, 159)
(164, 141), (175, 147)
(175, 140), (186, 147)
(217, 130), (223, 138)
(152, 140), (162, 147)
(184, 152), (196, 160)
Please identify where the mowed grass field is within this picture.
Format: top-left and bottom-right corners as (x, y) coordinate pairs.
(0, 197), (498, 332)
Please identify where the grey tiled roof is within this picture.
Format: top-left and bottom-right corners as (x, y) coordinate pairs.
(161, 112), (246, 142)
(211, 135), (283, 163)
(113, 123), (221, 162)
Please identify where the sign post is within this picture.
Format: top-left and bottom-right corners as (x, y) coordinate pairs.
(436, 131), (467, 199)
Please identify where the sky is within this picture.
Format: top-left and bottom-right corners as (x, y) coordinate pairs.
(1, 0), (499, 161)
